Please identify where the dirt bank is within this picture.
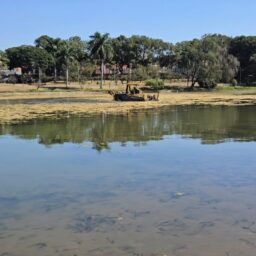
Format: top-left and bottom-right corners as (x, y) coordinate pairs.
(0, 83), (255, 124)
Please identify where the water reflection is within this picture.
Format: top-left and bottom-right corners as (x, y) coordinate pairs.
(0, 106), (256, 256)
(1, 106), (256, 150)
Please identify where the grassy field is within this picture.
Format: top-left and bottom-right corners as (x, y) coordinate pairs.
(0, 82), (255, 124)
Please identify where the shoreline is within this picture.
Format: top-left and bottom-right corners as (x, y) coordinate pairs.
(0, 89), (256, 125)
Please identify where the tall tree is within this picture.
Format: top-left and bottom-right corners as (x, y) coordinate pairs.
(175, 39), (202, 87)
(230, 36), (256, 84)
(58, 40), (77, 87)
(35, 35), (62, 82)
(130, 35), (154, 66)
(6, 46), (53, 82)
(112, 35), (135, 77)
(174, 36), (239, 88)
(88, 32), (113, 89)
(0, 51), (9, 69)
(68, 36), (87, 83)
(152, 39), (174, 67)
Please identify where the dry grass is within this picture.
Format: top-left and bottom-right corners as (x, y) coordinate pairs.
(0, 82), (255, 124)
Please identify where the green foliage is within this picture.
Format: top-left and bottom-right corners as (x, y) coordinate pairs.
(198, 79), (217, 89)
(88, 32), (113, 88)
(6, 74), (18, 84)
(112, 35), (135, 73)
(6, 46), (53, 73)
(130, 35), (173, 67)
(230, 36), (256, 84)
(132, 64), (160, 81)
(145, 79), (165, 90)
(80, 61), (97, 81)
(35, 35), (87, 83)
(88, 32), (113, 62)
(35, 35), (62, 80)
(2, 33), (256, 87)
(0, 50), (9, 69)
(56, 37), (86, 86)
(175, 35), (239, 88)
(231, 79), (238, 86)
(146, 65), (160, 79)
(132, 65), (148, 81)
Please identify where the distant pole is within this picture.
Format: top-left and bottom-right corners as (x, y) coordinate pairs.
(66, 63), (69, 88)
(100, 60), (104, 89)
(114, 64), (118, 86)
(38, 67), (42, 85)
(129, 63), (132, 81)
(239, 67), (242, 85)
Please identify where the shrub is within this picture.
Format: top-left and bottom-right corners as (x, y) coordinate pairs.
(231, 79), (238, 86)
(198, 79), (217, 89)
(133, 65), (149, 81)
(7, 74), (18, 84)
(145, 79), (165, 90)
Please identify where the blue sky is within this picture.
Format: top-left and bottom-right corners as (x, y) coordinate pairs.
(1, 0), (256, 50)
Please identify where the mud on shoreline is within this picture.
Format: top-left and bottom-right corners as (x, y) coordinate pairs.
(0, 90), (255, 124)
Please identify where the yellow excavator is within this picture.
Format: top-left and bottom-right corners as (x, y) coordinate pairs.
(109, 82), (159, 102)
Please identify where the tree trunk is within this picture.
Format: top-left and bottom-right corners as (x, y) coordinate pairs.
(38, 67), (42, 85)
(66, 66), (69, 88)
(114, 64), (117, 86)
(100, 60), (104, 89)
(77, 65), (80, 84)
(129, 63), (132, 81)
(54, 64), (57, 83)
(37, 66), (42, 89)
(190, 69), (198, 89)
(190, 79), (196, 89)
(186, 77), (190, 87)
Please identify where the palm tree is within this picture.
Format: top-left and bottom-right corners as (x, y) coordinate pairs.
(59, 40), (76, 87)
(35, 36), (62, 83)
(68, 37), (87, 84)
(51, 38), (62, 83)
(88, 32), (113, 89)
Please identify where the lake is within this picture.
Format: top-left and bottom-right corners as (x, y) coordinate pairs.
(0, 105), (256, 256)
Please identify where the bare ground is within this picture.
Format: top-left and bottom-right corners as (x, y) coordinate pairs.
(0, 82), (255, 124)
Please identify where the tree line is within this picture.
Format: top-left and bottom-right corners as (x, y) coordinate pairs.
(0, 33), (256, 88)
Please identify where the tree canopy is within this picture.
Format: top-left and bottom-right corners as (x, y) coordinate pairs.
(6, 46), (53, 72)
(230, 36), (256, 84)
(2, 33), (256, 87)
(175, 35), (239, 88)
(0, 50), (9, 69)
(88, 32), (113, 88)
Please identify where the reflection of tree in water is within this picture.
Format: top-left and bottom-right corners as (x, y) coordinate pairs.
(174, 106), (256, 143)
(0, 106), (255, 150)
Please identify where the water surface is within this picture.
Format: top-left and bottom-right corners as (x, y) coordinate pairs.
(0, 106), (256, 256)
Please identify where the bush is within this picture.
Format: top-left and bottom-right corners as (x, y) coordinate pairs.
(20, 74), (34, 84)
(231, 79), (238, 86)
(133, 65), (149, 81)
(198, 79), (217, 89)
(41, 75), (53, 83)
(7, 75), (18, 84)
(145, 79), (165, 90)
